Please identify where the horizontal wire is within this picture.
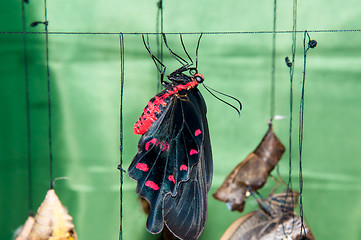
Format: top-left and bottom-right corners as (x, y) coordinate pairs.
(1, 29), (361, 36)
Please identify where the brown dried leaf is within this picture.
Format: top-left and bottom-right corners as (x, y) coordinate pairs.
(28, 189), (77, 240)
(213, 124), (285, 212)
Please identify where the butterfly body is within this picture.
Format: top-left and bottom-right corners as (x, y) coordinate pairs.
(129, 68), (212, 240)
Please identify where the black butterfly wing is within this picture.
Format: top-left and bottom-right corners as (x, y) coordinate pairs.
(195, 87), (213, 193)
(163, 150), (208, 240)
(128, 88), (212, 239)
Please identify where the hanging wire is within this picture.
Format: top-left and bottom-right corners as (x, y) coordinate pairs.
(298, 30), (317, 237)
(1, 29), (360, 36)
(21, 0), (33, 215)
(118, 33), (125, 240)
(286, 0), (298, 192)
(155, 0), (164, 91)
(268, 0), (295, 236)
(269, 0), (277, 122)
(280, 0), (298, 236)
(156, 0), (164, 48)
(39, 0), (54, 188)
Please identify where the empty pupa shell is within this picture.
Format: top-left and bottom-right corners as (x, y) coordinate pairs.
(220, 190), (315, 240)
(15, 215), (35, 240)
(213, 123), (285, 212)
(220, 211), (315, 240)
(28, 189), (77, 240)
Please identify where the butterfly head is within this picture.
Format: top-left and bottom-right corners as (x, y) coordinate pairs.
(194, 73), (204, 83)
(167, 66), (204, 86)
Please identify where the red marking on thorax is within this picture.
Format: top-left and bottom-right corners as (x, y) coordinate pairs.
(168, 175), (175, 183)
(136, 163), (149, 172)
(195, 129), (201, 136)
(190, 149), (198, 155)
(180, 165), (188, 171)
(134, 80), (199, 135)
(145, 181), (159, 190)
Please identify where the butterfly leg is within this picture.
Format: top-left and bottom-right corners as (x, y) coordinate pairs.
(142, 34), (167, 86)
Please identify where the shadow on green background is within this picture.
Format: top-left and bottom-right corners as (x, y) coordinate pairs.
(1, 0), (361, 239)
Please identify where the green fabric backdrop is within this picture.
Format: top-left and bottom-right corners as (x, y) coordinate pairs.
(1, 0), (361, 239)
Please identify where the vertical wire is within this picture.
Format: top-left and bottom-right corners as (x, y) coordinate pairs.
(160, 0), (163, 62)
(119, 33), (125, 240)
(156, 0), (164, 91)
(298, 30), (309, 237)
(272, 0), (282, 189)
(287, 0), (297, 191)
(43, 0), (53, 188)
(21, 0), (33, 215)
(284, 2), (297, 236)
(270, 0), (277, 122)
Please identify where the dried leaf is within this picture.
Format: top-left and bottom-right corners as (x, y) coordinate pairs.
(220, 190), (315, 240)
(213, 123), (285, 212)
(28, 189), (77, 240)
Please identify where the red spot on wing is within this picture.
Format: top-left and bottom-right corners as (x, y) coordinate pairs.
(180, 165), (188, 171)
(160, 141), (169, 151)
(168, 175), (175, 183)
(145, 181), (159, 190)
(136, 163), (149, 172)
(190, 149), (198, 155)
(194, 129), (201, 136)
(144, 139), (169, 152)
(145, 138), (157, 151)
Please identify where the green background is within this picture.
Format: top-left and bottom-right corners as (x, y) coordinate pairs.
(1, 0), (361, 239)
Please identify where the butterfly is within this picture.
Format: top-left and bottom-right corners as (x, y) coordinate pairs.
(128, 34), (213, 240)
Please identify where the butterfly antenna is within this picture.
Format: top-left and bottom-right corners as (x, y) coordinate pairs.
(179, 34), (194, 67)
(142, 34), (166, 84)
(195, 33), (203, 69)
(203, 83), (242, 117)
(162, 33), (189, 67)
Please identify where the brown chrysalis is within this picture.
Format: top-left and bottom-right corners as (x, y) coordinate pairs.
(213, 123), (285, 212)
(220, 190), (315, 240)
(27, 189), (78, 240)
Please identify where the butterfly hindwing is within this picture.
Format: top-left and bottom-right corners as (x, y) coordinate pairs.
(128, 88), (212, 238)
(163, 146), (208, 240)
(163, 89), (212, 240)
